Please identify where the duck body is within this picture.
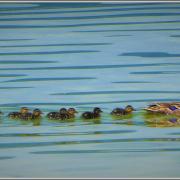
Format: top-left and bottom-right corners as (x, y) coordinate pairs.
(47, 108), (78, 120)
(8, 112), (21, 119)
(111, 105), (135, 116)
(8, 107), (30, 119)
(111, 108), (126, 116)
(47, 112), (59, 120)
(81, 107), (102, 119)
(19, 112), (33, 121)
(47, 108), (68, 120)
(144, 102), (180, 116)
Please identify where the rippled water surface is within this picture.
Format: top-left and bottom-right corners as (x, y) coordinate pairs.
(0, 2), (180, 178)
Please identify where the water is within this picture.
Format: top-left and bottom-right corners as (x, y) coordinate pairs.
(0, 2), (180, 178)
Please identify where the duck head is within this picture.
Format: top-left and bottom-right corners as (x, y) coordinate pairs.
(59, 108), (67, 114)
(33, 109), (43, 117)
(125, 105), (135, 113)
(67, 108), (78, 115)
(20, 107), (29, 114)
(93, 107), (103, 114)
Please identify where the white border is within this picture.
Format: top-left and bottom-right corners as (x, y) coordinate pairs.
(0, 0), (180, 179)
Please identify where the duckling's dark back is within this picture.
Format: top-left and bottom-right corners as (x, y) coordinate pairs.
(8, 112), (21, 119)
(47, 112), (59, 119)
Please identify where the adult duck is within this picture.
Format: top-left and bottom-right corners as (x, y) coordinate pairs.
(81, 107), (103, 119)
(144, 102), (180, 116)
(111, 105), (135, 116)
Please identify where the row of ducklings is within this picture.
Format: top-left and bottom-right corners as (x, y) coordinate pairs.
(1, 105), (135, 121)
(1, 102), (180, 121)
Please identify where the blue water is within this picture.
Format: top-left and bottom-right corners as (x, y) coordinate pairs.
(0, 2), (180, 178)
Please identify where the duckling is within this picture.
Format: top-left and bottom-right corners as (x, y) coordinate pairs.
(0, 111), (3, 115)
(81, 107), (103, 119)
(67, 108), (78, 119)
(57, 108), (69, 120)
(32, 109), (43, 120)
(111, 105), (135, 116)
(47, 109), (61, 120)
(8, 107), (29, 119)
(47, 108), (68, 120)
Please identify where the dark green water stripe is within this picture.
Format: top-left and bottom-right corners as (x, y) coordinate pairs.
(0, 74), (26, 77)
(3, 77), (96, 83)
(1, 12), (180, 22)
(112, 81), (157, 83)
(0, 62), (179, 71)
(0, 3), (168, 13)
(0, 38), (34, 41)
(170, 35), (180, 37)
(1, 98), (180, 107)
(2, 6), (180, 16)
(131, 71), (180, 75)
(0, 20), (180, 29)
(0, 130), (135, 138)
(31, 148), (180, 154)
(0, 137), (180, 149)
(74, 28), (180, 33)
(51, 90), (180, 96)
(105, 35), (132, 37)
(0, 60), (57, 64)
(0, 156), (14, 160)
(0, 50), (99, 56)
(0, 43), (111, 48)
(0, 87), (32, 89)
(120, 52), (180, 58)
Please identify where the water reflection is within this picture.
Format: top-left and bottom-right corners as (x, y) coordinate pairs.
(82, 118), (101, 124)
(143, 113), (180, 127)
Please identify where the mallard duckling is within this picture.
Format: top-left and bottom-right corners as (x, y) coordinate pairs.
(57, 108), (69, 120)
(8, 107), (29, 119)
(111, 105), (135, 116)
(47, 108), (68, 120)
(47, 109), (61, 120)
(67, 108), (78, 119)
(32, 109), (43, 120)
(81, 107), (103, 119)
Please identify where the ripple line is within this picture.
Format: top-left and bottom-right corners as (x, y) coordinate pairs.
(0, 43), (111, 48)
(1, 6), (180, 16)
(0, 20), (180, 29)
(0, 50), (100, 56)
(0, 130), (135, 137)
(51, 90), (180, 96)
(31, 148), (180, 154)
(1, 12), (180, 22)
(120, 52), (180, 58)
(0, 60), (57, 64)
(0, 137), (180, 149)
(74, 28), (180, 33)
(1, 98), (180, 107)
(0, 62), (179, 71)
(3, 77), (96, 83)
